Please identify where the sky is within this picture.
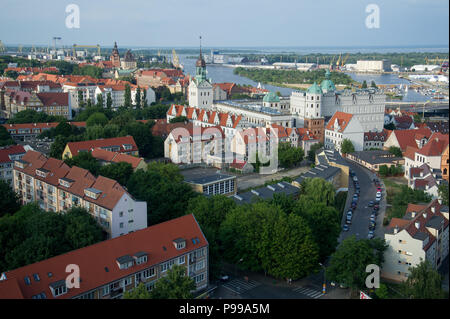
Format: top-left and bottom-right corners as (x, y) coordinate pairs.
(0, 0), (449, 48)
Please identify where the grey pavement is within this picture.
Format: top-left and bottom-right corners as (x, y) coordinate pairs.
(339, 158), (387, 242)
(236, 165), (310, 191)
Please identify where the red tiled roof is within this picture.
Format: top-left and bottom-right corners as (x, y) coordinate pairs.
(403, 145), (419, 160)
(417, 133), (449, 157)
(391, 128), (432, 151)
(0, 145), (26, 163)
(91, 148), (144, 170)
(66, 136), (138, 157)
(36, 92), (69, 107)
(326, 111), (353, 132)
(0, 214), (207, 299)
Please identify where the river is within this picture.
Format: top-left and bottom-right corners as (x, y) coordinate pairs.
(178, 54), (439, 102)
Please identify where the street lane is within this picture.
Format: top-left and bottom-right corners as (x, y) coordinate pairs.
(339, 159), (387, 241)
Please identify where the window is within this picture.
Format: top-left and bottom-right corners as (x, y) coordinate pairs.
(124, 276), (132, 286)
(179, 256), (185, 264)
(119, 211), (123, 217)
(52, 285), (67, 297)
(195, 273), (205, 283)
(196, 260), (205, 271)
(143, 267), (155, 279)
(33, 274), (40, 282)
(120, 222), (124, 229)
(24, 276), (31, 285)
(102, 285), (110, 296)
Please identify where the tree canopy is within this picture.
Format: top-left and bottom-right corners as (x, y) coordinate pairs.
(341, 139), (355, 154)
(401, 260), (446, 299)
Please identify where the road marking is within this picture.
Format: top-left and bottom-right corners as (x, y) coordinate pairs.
(293, 286), (324, 299)
(222, 279), (260, 294)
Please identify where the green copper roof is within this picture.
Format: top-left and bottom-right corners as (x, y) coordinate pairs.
(320, 69), (335, 92)
(307, 82), (323, 95)
(263, 91), (280, 103)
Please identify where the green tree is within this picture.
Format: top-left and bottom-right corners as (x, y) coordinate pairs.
(388, 146), (403, 157)
(78, 90), (84, 107)
(308, 142), (323, 162)
(361, 80), (368, 89)
(150, 265), (196, 299)
(375, 283), (389, 299)
(106, 92), (113, 109)
(413, 113), (423, 123)
(341, 139), (355, 155)
(299, 177), (336, 206)
(99, 162), (134, 186)
(126, 168), (197, 226)
(402, 260), (445, 299)
(278, 142), (304, 168)
(96, 93), (104, 109)
(124, 84), (132, 108)
(0, 203), (104, 271)
(123, 282), (151, 299)
(187, 195), (236, 279)
(135, 87), (141, 109)
(326, 236), (387, 290)
(0, 180), (21, 218)
(4, 70), (19, 79)
(142, 89), (147, 108)
(169, 116), (188, 123)
(54, 121), (73, 137)
(86, 112), (109, 127)
(64, 151), (101, 176)
(379, 165), (389, 176)
(438, 183), (449, 206)
(384, 123), (396, 130)
(370, 80), (377, 88)
(0, 126), (15, 146)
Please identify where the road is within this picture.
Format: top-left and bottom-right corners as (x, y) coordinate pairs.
(339, 159), (387, 242)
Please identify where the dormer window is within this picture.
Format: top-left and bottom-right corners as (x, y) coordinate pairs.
(116, 255), (134, 269)
(59, 177), (74, 188)
(15, 160), (28, 169)
(173, 238), (186, 250)
(123, 144), (133, 151)
(49, 280), (67, 297)
(134, 252), (148, 265)
(84, 188), (102, 199)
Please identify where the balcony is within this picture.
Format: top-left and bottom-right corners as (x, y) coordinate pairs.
(110, 287), (123, 298)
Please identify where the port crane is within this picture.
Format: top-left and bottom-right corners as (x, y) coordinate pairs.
(72, 44), (101, 57)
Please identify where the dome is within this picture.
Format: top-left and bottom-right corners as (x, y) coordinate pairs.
(320, 69), (335, 92)
(307, 82), (323, 95)
(263, 91), (280, 103)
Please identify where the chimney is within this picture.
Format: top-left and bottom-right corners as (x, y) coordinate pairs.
(423, 212), (427, 218)
(411, 211), (416, 218)
(420, 171), (423, 177)
(394, 226), (399, 234)
(438, 199), (442, 204)
(431, 206), (436, 213)
(415, 221), (420, 229)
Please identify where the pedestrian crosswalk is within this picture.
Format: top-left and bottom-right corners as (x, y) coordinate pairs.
(293, 286), (324, 299)
(222, 278), (261, 294)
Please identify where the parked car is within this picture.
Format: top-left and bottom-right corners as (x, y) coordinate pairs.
(368, 231), (375, 239)
(372, 209), (378, 216)
(355, 184), (360, 190)
(370, 215), (376, 222)
(369, 224), (376, 231)
(355, 189), (360, 195)
(374, 204), (380, 211)
(343, 224), (349, 232)
(368, 201), (374, 207)
(346, 216), (352, 224)
(353, 176), (358, 182)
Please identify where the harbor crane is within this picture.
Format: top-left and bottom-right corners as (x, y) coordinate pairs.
(72, 44), (101, 56)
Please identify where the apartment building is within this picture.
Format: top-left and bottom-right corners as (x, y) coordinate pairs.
(0, 214), (209, 299)
(13, 150), (147, 239)
(62, 136), (139, 159)
(363, 130), (390, 150)
(0, 145), (26, 185)
(2, 122), (86, 141)
(382, 199), (449, 282)
(183, 172), (237, 196)
(324, 111), (364, 153)
(403, 132), (449, 180)
(164, 125), (224, 164)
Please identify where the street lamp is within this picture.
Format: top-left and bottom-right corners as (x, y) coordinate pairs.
(235, 258), (243, 278)
(319, 263), (326, 294)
